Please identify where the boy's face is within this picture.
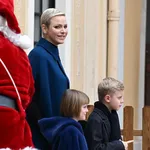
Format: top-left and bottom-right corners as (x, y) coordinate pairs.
(105, 90), (124, 111)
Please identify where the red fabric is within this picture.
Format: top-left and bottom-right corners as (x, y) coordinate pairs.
(0, 0), (21, 33)
(0, 33), (35, 149)
(0, 107), (33, 149)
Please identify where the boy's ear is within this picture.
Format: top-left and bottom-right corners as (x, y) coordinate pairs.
(104, 94), (111, 103)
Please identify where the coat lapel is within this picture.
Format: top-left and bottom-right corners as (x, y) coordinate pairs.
(37, 38), (69, 81)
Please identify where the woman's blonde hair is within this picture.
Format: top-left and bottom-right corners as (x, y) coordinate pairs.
(41, 8), (65, 27)
(60, 89), (89, 118)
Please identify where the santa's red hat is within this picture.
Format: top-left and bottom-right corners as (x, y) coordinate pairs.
(0, 0), (31, 49)
(0, 0), (21, 33)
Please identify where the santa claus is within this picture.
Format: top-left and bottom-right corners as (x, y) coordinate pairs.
(0, 0), (35, 149)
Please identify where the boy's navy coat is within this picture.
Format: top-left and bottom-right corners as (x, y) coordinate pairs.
(26, 38), (69, 149)
(38, 117), (88, 150)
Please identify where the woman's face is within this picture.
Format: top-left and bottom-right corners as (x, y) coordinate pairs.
(42, 15), (68, 46)
(77, 104), (89, 121)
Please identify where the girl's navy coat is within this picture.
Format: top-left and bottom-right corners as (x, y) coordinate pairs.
(38, 117), (88, 150)
(26, 38), (69, 149)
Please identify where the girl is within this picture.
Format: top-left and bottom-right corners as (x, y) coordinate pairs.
(38, 89), (89, 150)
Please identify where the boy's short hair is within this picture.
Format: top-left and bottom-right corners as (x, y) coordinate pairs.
(41, 8), (65, 27)
(60, 89), (89, 118)
(98, 77), (124, 102)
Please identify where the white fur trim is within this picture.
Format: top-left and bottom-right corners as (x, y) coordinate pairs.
(0, 16), (31, 49)
(0, 16), (7, 26)
(17, 34), (31, 49)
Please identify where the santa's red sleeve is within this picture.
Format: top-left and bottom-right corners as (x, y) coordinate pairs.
(0, 32), (35, 149)
(0, 0), (35, 149)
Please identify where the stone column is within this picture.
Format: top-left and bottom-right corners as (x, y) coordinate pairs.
(124, 0), (143, 137)
(71, 0), (107, 104)
(14, 0), (27, 34)
(124, 0), (142, 109)
(14, 0), (35, 52)
(107, 0), (120, 78)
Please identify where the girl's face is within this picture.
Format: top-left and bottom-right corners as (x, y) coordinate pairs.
(42, 15), (68, 46)
(77, 104), (89, 121)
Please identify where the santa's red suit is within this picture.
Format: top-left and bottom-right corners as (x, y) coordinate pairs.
(0, 0), (35, 149)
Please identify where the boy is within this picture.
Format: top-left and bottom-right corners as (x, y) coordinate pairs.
(84, 77), (132, 150)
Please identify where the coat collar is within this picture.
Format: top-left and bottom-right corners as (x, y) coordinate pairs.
(37, 38), (60, 61)
(94, 101), (122, 141)
(94, 101), (111, 118)
(36, 38), (69, 86)
(38, 117), (83, 143)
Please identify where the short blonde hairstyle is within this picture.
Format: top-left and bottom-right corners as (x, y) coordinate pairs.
(41, 8), (65, 27)
(60, 89), (90, 118)
(98, 77), (124, 102)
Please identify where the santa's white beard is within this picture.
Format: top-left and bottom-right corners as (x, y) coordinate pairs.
(0, 15), (31, 49)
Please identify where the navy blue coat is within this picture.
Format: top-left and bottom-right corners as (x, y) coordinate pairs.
(38, 117), (88, 150)
(26, 38), (69, 149)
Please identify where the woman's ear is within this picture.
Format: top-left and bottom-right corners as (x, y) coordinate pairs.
(41, 24), (47, 34)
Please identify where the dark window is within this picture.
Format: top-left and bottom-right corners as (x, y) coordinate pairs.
(145, 0), (150, 105)
(34, 0), (55, 45)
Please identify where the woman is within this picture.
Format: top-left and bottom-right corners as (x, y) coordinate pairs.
(38, 89), (89, 150)
(26, 8), (70, 149)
